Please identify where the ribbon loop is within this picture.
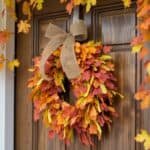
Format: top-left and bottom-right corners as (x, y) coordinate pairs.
(61, 34), (80, 79)
(45, 23), (67, 39)
(40, 35), (67, 80)
(40, 21), (87, 80)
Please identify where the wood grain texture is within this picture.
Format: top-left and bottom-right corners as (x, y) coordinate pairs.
(101, 11), (135, 44)
(66, 135), (91, 150)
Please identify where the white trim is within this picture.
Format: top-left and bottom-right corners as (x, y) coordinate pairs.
(0, 0), (15, 150)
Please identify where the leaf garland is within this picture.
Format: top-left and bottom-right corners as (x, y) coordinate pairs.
(61, 0), (96, 14)
(27, 42), (121, 145)
(123, 0), (150, 149)
(131, 0), (150, 109)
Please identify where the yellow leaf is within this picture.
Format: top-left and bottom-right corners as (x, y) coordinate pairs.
(132, 44), (143, 53)
(43, 110), (51, 127)
(86, 2), (91, 12)
(30, 0), (44, 10)
(94, 99), (101, 113)
(122, 0), (131, 8)
(4, 0), (13, 7)
(17, 20), (31, 34)
(54, 71), (65, 92)
(112, 91), (124, 99)
(76, 96), (93, 109)
(100, 55), (112, 61)
(83, 76), (94, 97)
(36, 78), (43, 86)
(100, 84), (107, 94)
(7, 59), (20, 71)
(67, 129), (74, 142)
(86, 0), (96, 12)
(135, 130), (150, 150)
(28, 68), (35, 72)
(22, 1), (31, 20)
(94, 121), (102, 138)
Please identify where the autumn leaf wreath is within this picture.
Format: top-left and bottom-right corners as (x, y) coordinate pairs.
(27, 41), (122, 145)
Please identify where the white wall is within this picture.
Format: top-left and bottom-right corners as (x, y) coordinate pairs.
(0, 0), (15, 150)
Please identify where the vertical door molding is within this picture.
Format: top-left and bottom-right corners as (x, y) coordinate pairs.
(0, 1), (15, 150)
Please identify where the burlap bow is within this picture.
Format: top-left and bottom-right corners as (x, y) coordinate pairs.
(40, 20), (87, 80)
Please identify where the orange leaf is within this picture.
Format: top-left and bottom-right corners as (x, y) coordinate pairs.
(135, 90), (150, 109)
(140, 18), (150, 30)
(0, 54), (5, 70)
(0, 30), (11, 44)
(145, 61), (150, 75)
(22, 1), (31, 20)
(17, 20), (31, 34)
(142, 30), (150, 41)
(137, 5), (150, 17)
(141, 95), (150, 109)
(139, 48), (149, 59)
(89, 106), (97, 120)
(66, 1), (74, 14)
(89, 123), (97, 134)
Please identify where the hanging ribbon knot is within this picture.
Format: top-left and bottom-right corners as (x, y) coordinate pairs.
(40, 20), (87, 80)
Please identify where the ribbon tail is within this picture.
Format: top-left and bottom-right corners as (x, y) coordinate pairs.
(45, 23), (66, 39)
(40, 35), (66, 80)
(61, 35), (80, 79)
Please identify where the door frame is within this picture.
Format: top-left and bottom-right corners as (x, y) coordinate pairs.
(0, 1), (15, 150)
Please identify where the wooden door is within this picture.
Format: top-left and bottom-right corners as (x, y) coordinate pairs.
(15, 0), (150, 150)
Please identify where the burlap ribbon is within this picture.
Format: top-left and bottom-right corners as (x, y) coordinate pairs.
(40, 20), (87, 80)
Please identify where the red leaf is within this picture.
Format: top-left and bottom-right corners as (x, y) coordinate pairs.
(34, 109), (40, 121)
(131, 36), (143, 46)
(48, 130), (55, 139)
(66, 1), (74, 14)
(103, 46), (112, 53)
(80, 133), (90, 145)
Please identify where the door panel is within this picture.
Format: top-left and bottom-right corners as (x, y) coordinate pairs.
(93, 51), (136, 150)
(91, 4), (137, 150)
(100, 11), (135, 44)
(34, 12), (69, 150)
(16, 1), (149, 150)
